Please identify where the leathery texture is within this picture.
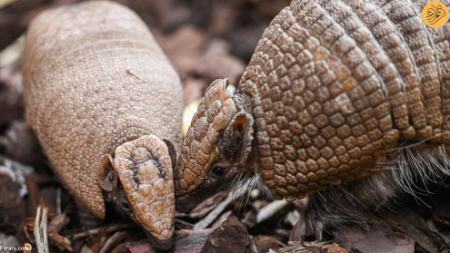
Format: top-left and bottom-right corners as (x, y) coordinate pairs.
(238, 0), (450, 198)
(22, 1), (182, 219)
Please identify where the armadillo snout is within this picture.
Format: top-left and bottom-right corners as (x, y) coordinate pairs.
(176, 79), (239, 196)
(111, 135), (175, 246)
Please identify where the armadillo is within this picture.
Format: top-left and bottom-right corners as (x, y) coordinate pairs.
(175, 0), (450, 218)
(22, 1), (182, 248)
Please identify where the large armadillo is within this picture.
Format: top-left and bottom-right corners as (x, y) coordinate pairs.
(22, 1), (182, 248)
(175, 0), (450, 220)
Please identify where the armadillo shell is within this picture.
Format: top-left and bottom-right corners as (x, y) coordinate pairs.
(22, 1), (182, 218)
(238, 0), (449, 198)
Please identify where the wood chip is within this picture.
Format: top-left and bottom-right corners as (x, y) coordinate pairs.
(201, 216), (252, 253)
(256, 199), (288, 224)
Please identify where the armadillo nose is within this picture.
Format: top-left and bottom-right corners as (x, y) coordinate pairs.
(175, 192), (204, 213)
(145, 231), (174, 250)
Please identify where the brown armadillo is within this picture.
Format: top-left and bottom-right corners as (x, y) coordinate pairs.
(175, 0), (450, 219)
(22, 1), (181, 248)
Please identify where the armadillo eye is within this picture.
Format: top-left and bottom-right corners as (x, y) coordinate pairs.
(211, 164), (226, 177)
(120, 198), (131, 212)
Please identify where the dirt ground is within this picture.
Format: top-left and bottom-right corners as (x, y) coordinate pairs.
(1, 0), (450, 252)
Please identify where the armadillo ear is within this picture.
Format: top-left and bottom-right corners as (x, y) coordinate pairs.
(99, 154), (118, 192)
(163, 139), (177, 170)
(221, 111), (254, 165)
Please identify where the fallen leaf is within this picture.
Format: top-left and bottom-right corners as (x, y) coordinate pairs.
(335, 225), (414, 253)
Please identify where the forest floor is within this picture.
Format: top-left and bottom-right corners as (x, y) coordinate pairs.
(1, 0), (450, 252)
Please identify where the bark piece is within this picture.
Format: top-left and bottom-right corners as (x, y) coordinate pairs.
(0, 121), (44, 165)
(201, 216), (252, 253)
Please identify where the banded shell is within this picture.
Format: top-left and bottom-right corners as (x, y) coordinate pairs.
(238, 0), (450, 197)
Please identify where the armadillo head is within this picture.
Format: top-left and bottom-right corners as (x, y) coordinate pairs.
(99, 135), (175, 250)
(175, 79), (255, 212)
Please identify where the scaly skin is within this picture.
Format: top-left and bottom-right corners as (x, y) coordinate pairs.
(22, 1), (181, 248)
(175, 0), (450, 211)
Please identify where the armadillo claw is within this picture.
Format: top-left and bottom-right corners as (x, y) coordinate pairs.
(113, 134), (175, 248)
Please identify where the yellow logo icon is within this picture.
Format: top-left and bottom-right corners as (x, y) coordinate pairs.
(23, 243), (32, 253)
(422, 0), (449, 29)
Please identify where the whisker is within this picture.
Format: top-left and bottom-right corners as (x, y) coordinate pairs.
(309, 144), (450, 229)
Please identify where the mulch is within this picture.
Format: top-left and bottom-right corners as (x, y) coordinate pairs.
(1, 1), (449, 252)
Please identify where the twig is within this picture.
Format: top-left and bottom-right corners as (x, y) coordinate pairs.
(194, 189), (246, 230)
(34, 206), (49, 253)
(0, 0), (15, 10)
(69, 224), (135, 240)
(268, 241), (344, 253)
(0, 34), (24, 67)
(56, 188), (61, 215)
(48, 213), (72, 252)
(99, 231), (127, 253)
(256, 199), (288, 223)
